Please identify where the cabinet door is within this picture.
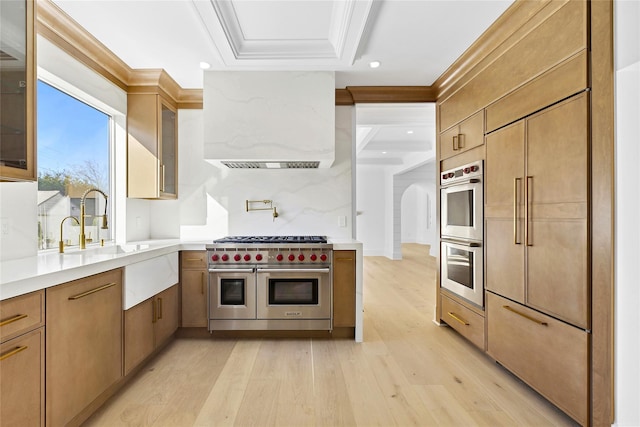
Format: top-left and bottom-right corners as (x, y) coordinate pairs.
(124, 298), (154, 375)
(333, 250), (356, 328)
(0, 328), (44, 426)
(46, 269), (123, 426)
(160, 101), (177, 197)
(439, 125), (460, 160)
(525, 93), (589, 328)
(439, 111), (484, 160)
(155, 285), (179, 345)
(182, 269), (208, 327)
(485, 121), (525, 303)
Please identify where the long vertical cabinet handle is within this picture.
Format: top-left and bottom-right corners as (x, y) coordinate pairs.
(525, 176), (533, 246)
(457, 133), (464, 149)
(158, 298), (163, 320)
(201, 272), (205, 295)
(152, 299), (157, 323)
(514, 178), (521, 244)
(452, 135), (459, 151)
(160, 164), (166, 193)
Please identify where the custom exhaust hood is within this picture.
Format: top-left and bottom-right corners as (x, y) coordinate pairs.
(203, 71), (336, 169)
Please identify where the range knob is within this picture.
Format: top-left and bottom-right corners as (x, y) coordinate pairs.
(470, 165), (479, 172)
(256, 254), (263, 261)
(244, 254), (251, 261)
(298, 254), (305, 261)
(276, 254), (284, 262)
(463, 167), (470, 174)
(288, 254), (296, 262)
(234, 254), (241, 262)
(221, 254), (229, 262)
(442, 174), (448, 180)
(310, 254), (317, 261)
(211, 254), (219, 261)
(320, 254), (327, 262)
(448, 172), (455, 178)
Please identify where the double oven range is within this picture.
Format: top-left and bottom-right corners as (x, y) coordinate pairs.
(206, 236), (333, 331)
(440, 161), (484, 308)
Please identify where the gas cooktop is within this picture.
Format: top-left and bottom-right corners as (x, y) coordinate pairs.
(212, 235), (328, 244)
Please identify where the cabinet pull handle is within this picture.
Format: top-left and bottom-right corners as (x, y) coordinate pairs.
(457, 133), (464, 149)
(160, 164), (166, 192)
(447, 311), (470, 326)
(502, 305), (548, 326)
(152, 299), (157, 323)
(514, 178), (521, 245)
(68, 282), (117, 300)
(525, 176), (533, 246)
(158, 297), (163, 320)
(0, 313), (28, 327)
(186, 258), (202, 262)
(201, 272), (205, 295)
(337, 258), (354, 261)
(0, 346), (28, 361)
(452, 135), (459, 151)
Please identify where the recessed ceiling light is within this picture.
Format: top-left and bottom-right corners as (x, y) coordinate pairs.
(382, 151), (387, 154)
(407, 130), (414, 134)
(199, 61), (211, 70)
(369, 61), (381, 69)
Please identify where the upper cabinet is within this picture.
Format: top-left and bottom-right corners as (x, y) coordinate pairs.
(127, 89), (178, 199)
(0, 0), (36, 181)
(439, 110), (484, 161)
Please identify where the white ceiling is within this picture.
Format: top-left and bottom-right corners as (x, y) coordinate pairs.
(51, 0), (513, 171)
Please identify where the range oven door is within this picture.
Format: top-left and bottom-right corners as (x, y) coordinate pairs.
(208, 268), (256, 320)
(441, 240), (484, 308)
(256, 268), (331, 320)
(441, 179), (483, 241)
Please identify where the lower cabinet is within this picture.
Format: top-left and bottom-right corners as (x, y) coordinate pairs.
(486, 292), (588, 425)
(46, 269), (123, 427)
(440, 294), (485, 350)
(0, 327), (45, 426)
(180, 251), (208, 327)
(333, 250), (356, 328)
(124, 284), (179, 374)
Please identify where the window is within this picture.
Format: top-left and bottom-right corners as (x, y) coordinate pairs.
(37, 80), (112, 250)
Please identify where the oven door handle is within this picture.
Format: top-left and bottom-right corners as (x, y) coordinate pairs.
(256, 268), (331, 273)
(441, 238), (482, 248)
(208, 268), (255, 273)
(440, 178), (481, 188)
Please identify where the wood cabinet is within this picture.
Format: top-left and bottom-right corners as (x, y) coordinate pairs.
(439, 110), (484, 160)
(181, 251), (208, 327)
(127, 90), (178, 199)
(485, 92), (589, 329)
(0, 291), (45, 426)
(124, 284), (179, 374)
(46, 269), (123, 426)
(440, 294), (484, 350)
(333, 250), (356, 328)
(486, 292), (588, 425)
(0, 0), (36, 181)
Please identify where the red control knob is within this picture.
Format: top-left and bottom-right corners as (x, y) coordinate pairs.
(221, 254), (229, 261)
(448, 172), (455, 178)
(234, 254), (241, 261)
(442, 174), (447, 180)
(288, 254), (295, 261)
(298, 254), (305, 261)
(256, 254), (263, 261)
(212, 254), (219, 261)
(310, 254), (317, 261)
(463, 167), (470, 174)
(470, 165), (479, 172)
(276, 254), (284, 262)
(320, 254), (327, 262)
(244, 254), (251, 261)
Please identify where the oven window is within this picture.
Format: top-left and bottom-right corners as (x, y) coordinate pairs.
(268, 279), (319, 305)
(447, 190), (474, 227)
(445, 247), (474, 289)
(220, 279), (245, 305)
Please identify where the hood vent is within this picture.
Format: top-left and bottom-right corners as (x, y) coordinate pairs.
(222, 161), (320, 169)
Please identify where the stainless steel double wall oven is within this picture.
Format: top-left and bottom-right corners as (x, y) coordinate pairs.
(207, 236), (333, 331)
(440, 161), (484, 307)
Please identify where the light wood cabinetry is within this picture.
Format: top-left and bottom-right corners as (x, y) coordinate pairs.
(46, 269), (123, 427)
(333, 250), (356, 328)
(181, 251), (208, 327)
(0, 0), (36, 181)
(124, 284), (179, 374)
(439, 110), (484, 160)
(440, 294), (484, 350)
(485, 92), (589, 329)
(486, 292), (588, 425)
(127, 90), (178, 199)
(0, 291), (45, 426)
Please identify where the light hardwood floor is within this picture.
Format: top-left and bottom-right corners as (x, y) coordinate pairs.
(85, 244), (577, 426)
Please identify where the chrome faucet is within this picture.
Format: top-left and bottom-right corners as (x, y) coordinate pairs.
(58, 216), (79, 253)
(79, 188), (108, 249)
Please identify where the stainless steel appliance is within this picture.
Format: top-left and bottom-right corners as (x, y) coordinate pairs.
(440, 161), (484, 307)
(207, 236), (333, 331)
(440, 161), (483, 242)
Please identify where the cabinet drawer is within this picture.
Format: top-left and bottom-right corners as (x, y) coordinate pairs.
(486, 292), (588, 425)
(441, 294), (485, 350)
(181, 251), (207, 269)
(0, 291), (44, 343)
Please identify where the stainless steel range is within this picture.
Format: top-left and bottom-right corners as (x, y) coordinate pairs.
(206, 236), (333, 331)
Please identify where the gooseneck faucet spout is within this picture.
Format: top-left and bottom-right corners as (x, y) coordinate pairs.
(79, 188), (108, 249)
(59, 216), (80, 253)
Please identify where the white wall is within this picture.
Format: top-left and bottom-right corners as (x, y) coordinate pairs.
(355, 166), (388, 256)
(614, 1), (640, 425)
(401, 183), (436, 249)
